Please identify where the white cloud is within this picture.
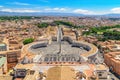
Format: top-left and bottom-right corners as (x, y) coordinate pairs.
(73, 9), (95, 15)
(0, 7), (67, 13)
(60, 8), (66, 11)
(111, 7), (120, 13)
(53, 8), (66, 11)
(8, 2), (31, 6)
(1, 8), (41, 13)
(0, 7), (116, 15)
(44, 7), (67, 12)
(0, 6), (3, 8)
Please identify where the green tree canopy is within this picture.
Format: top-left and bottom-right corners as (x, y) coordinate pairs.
(23, 38), (34, 45)
(37, 23), (49, 28)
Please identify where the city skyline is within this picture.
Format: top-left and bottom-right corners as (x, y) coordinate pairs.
(0, 0), (120, 15)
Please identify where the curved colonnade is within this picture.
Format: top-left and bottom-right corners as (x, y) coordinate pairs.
(21, 36), (98, 64)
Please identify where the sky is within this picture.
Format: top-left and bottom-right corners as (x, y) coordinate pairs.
(0, 0), (120, 14)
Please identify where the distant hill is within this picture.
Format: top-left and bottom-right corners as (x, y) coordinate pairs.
(0, 11), (84, 16)
(0, 11), (120, 18)
(104, 14), (120, 18)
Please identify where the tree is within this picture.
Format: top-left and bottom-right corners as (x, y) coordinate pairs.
(37, 23), (49, 28)
(23, 38), (34, 45)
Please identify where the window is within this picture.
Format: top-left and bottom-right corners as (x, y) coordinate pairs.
(99, 74), (102, 76)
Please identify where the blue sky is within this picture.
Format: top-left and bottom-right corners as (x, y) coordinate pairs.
(0, 0), (120, 14)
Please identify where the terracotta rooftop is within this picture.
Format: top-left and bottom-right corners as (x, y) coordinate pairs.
(15, 64), (34, 69)
(95, 64), (108, 71)
(84, 70), (93, 77)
